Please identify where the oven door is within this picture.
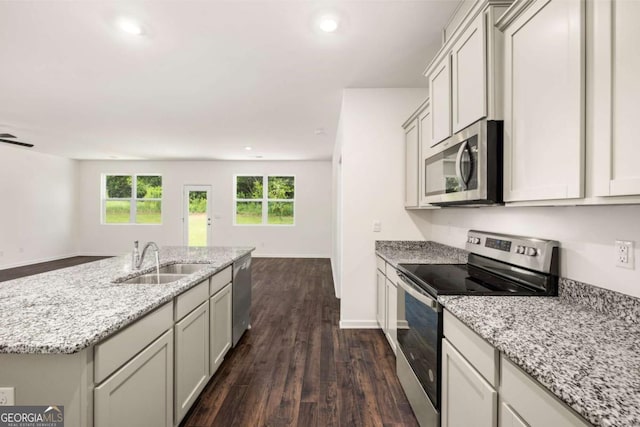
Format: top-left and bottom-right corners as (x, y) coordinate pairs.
(424, 119), (490, 205)
(396, 274), (442, 412)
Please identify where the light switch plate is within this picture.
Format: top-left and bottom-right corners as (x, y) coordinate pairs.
(373, 221), (381, 232)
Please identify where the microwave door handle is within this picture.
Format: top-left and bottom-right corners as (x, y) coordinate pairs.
(455, 140), (468, 190)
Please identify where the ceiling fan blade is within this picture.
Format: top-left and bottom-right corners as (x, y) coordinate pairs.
(0, 138), (34, 148)
(0, 133), (17, 138)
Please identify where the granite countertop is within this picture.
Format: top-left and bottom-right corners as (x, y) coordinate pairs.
(440, 291), (640, 427)
(375, 240), (640, 427)
(0, 246), (253, 355)
(375, 240), (468, 267)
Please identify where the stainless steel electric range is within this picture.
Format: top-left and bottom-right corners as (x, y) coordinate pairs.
(394, 230), (559, 427)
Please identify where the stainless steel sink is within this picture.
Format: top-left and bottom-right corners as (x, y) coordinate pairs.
(158, 263), (209, 274)
(119, 273), (187, 284)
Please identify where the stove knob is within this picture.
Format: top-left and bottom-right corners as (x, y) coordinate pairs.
(516, 245), (525, 254)
(473, 237), (481, 244)
(525, 247), (538, 256)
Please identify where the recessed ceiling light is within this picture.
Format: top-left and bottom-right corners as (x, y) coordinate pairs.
(244, 146), (253, 151)
(318, 16), (339, 33)
(118, 18), (144, 36)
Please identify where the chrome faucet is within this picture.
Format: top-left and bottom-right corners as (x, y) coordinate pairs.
(132, 241), (160, 270)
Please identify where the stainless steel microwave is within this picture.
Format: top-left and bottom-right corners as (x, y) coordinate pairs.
(424, 119), (503, 206)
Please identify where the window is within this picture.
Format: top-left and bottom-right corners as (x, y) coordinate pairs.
(234, 175), (295, 225)
(103, 174), (162, 224)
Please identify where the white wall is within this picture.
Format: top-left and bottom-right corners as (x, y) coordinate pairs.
(77, 160), (332, 257)
(425, 205), (640, 298)
(336, 88), (431, 328)
(0, 145), (78, 268)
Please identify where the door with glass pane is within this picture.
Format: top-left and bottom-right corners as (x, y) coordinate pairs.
(183, 185), (212, 247)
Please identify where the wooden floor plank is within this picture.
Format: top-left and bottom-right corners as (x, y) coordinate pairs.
(0, 256), (111, 282)
(181, 258), (418, 427)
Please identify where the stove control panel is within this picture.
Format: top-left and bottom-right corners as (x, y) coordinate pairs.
(516, 246), (538, 256)
(466, 230), (559, 274)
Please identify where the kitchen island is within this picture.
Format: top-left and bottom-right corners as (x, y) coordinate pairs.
(0, 246), (253, 427)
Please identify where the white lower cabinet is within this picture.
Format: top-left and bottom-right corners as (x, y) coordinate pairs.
(442, 309), (590, 427)
(499, 355), (590, 427)
(210, 283), (233, 375)
(441, 339), (497, 427)
(175, 301), (210, 425)
(376, 268), (387, 331)
(94, 330), (174, 427)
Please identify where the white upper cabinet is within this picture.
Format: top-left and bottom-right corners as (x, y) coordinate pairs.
(425, 2), (508, 148)
(418, 103), (433, 207)
(591, 0), (640, 197)
(452, 13), (487, 134)
(404, 118), (420, 208)
(429, 57), (452, 145)
(499, 0), (585, 202)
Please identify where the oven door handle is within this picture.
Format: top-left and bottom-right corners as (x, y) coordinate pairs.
(397, 275), (439, 309)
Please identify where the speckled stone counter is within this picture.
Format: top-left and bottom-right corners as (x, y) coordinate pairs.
(0, 246), (253, 354)
(375, 240), (468, 267)
(439, 280), (640, 427)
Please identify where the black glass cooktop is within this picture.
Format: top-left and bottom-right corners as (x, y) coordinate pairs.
(396, 263), (549, 298)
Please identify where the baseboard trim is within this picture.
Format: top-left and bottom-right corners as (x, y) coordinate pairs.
(339, 320), (380, 329)
(0, 252), (81, 270)
(253, 253), (330, 259)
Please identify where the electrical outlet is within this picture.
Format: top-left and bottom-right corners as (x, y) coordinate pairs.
(615, 240), (635, 269)
(0, 387), (15, 406)
(373, 220), (381, 232)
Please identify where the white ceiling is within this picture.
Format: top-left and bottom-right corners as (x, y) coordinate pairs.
(0, 1), (458, 161)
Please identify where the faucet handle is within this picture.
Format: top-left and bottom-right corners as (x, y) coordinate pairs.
(134, 240), (139, 249)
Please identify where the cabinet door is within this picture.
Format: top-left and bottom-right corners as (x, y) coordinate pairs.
(452, 13), (486, 133)
(429, 56), (452, 145)
(404, 118), (419, 207)
(441, 339), (497, 427)
(499, 401), (529, 427)
(376, 270), (386, 331)
(385, 278), (397, 354)
(175, 302), (210, 424)
(591, 0), (640, 196)
(418, 104), (433, 207)
(210, 283), (232, 376)
(502, 0), (584, 202)
(95, 330), (173, 427)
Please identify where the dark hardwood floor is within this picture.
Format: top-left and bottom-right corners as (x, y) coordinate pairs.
(182, 258), (418, 427)
(0, 256), (111, 282)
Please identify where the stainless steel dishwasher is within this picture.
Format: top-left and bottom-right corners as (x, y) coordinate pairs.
(232, 254), (252, 346)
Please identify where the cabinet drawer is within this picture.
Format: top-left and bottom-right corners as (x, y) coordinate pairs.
(443, 310), (498, 387)
(500, 355), (590, 427)
(210, 266), (232, 296)
(94, 301), (173, 384)
(176, 279), (209, 321)
(376, 256), (386, 275)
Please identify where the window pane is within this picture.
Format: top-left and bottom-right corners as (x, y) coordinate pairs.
(236, 201), (262, 224)
(188, 191), (208, 247)
(136, 201), (162, 224)
(236, 176), (263, 199)
(268, 176), (294, 199)
(268, 201), (294, 225)
(105, 200), (131, 223)
(106, 175), (132, 198)
(137, 175), (162, 199)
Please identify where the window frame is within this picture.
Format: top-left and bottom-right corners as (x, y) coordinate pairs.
(101, 173), (163, 225)
(233, 174), (296, 226)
